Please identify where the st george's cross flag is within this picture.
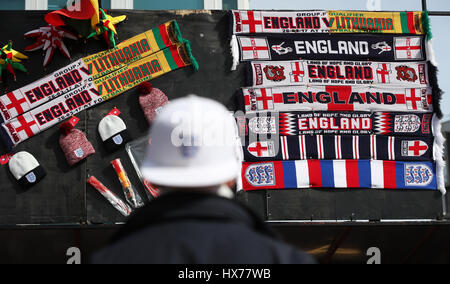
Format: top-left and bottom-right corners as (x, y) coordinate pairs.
(241, 160), (440, 192)
(238, 37), (271, 61)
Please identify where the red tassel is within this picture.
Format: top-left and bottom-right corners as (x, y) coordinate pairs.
(138, 82), (153, 95)
(59, 116), (79, 136)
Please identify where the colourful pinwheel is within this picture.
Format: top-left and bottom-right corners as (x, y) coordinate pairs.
(24, 25), (78, 67)
(0, 41), (28, 82)
(87, 8), (127, 48)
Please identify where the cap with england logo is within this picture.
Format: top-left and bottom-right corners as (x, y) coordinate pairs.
(98, 109), (131, 152)
(8, 151), (46, 188)
(141, 95), (241, 188)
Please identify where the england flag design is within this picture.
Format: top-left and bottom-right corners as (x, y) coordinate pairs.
(394, 37), (423, 60)
(238, 37), (271, 61)
(0, 91), (30, 122)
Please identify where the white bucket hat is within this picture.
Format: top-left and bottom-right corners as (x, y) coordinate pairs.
(141, 95), (240, 188)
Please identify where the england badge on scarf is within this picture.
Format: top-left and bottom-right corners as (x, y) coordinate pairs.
(241, 160), (440, 192)
(394, 37), (424, 60)
(247, 141), (276, 157)
(238, 37), (271, 61)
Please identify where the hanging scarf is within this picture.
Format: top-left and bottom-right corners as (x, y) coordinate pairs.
(236, 111), (435, 137)
(231, 34), (427, 70)
(242, 135), (434, 162)
(230, 10), (426, 35)
(247, 60), (430, 88)
(0, 42), (197, 150)
(241, 160), (441, 192)
(0, 20), (184, 124)
(237, 85), (434, 113)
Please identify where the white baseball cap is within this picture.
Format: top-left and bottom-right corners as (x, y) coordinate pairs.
(141, 95), (240, 188)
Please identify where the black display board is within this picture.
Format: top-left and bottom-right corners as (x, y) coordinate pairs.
(0, 10), (446, 225)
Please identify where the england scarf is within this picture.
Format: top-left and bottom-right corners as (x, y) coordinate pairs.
(236, 111), (435, 137)
(238, 85), (434, 113)
(0, 43), (197, 150)
(231, 34), (427, 70)
(0, 20), (184, 124)
(247, 60), (430, 88)
(230, 10), (426, 35)
(241, 160), (442, 192)
(242, 135), (434, 163)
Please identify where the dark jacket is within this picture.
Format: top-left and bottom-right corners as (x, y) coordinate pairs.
(91, 192), (315, 264)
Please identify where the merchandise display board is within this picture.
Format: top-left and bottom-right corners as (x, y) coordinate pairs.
(0, 10), (447, 226)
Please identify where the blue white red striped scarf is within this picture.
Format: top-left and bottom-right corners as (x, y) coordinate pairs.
(241, 160), (440, 191)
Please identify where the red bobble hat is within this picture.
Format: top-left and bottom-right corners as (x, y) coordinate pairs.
(59, 117), (95, 166)
(138, 82), (169, 124)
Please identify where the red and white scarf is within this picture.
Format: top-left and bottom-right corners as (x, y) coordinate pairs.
(247, 60), (429, 88)
(238, 85), (433, 113)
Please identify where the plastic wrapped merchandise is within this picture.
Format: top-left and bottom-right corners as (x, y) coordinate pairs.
(111, 159), (145, 208)
(125, 135), (161, 200)
(87, 176), (133, 217)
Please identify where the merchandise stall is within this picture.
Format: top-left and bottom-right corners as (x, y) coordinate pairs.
(0, 5), (448, 263)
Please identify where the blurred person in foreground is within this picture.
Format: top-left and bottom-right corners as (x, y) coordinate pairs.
(91, 95), (315, 264)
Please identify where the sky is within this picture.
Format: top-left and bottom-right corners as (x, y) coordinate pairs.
(250, 0), (450, 122)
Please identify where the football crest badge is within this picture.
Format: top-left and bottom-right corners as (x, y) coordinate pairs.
(247, 141), (276, 157)
(405, 164), (433, 187)
(396, 66), (418, 82)
(245, 163), (276, 187)
(263, 65), (286, 82)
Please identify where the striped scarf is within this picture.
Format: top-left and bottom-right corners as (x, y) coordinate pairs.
(242, 160), (438, 191)
(243, 135), (434, 162)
